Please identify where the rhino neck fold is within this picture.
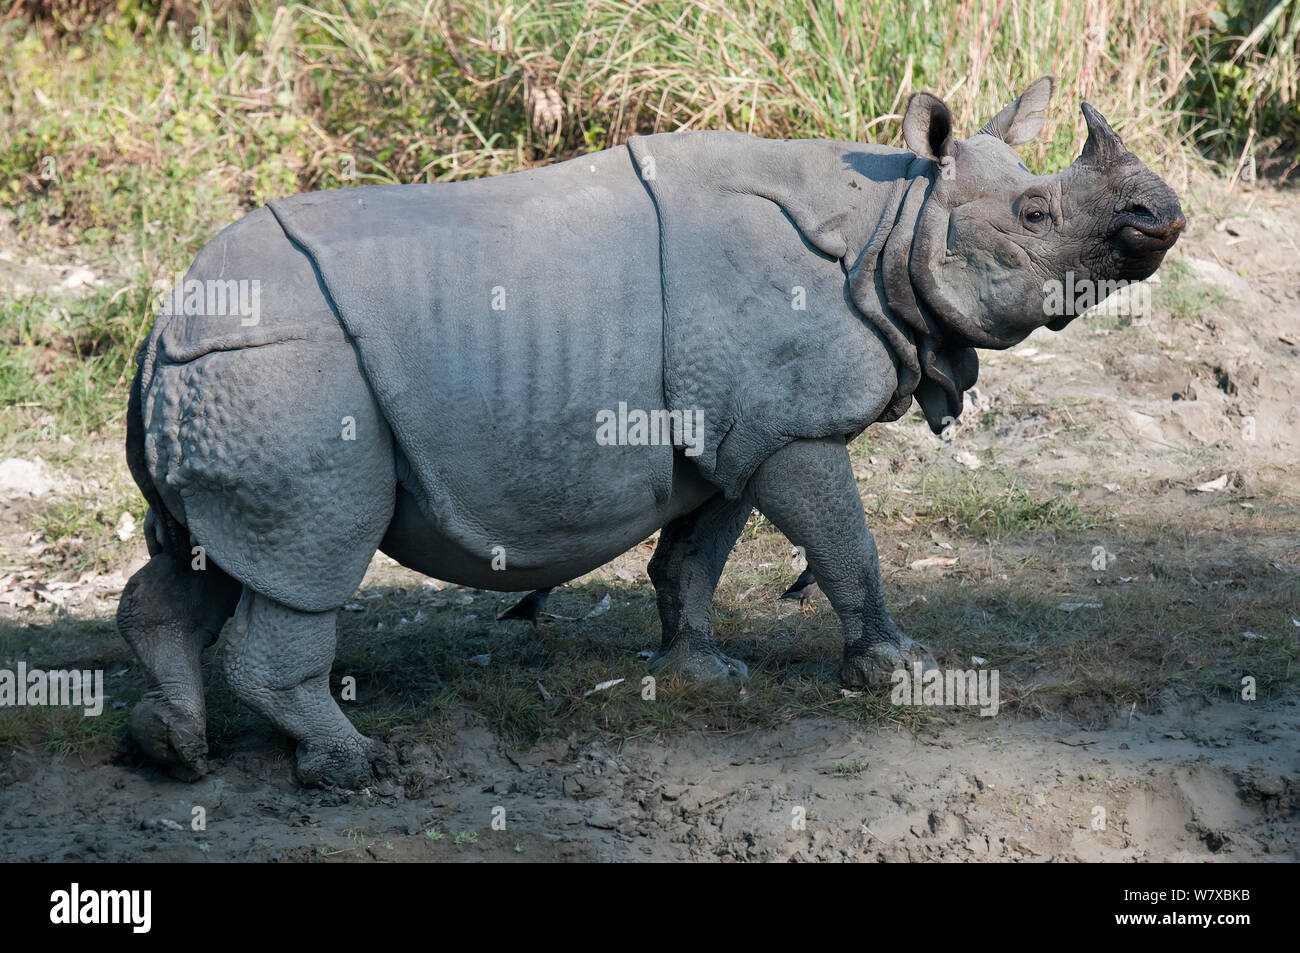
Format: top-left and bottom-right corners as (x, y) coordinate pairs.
(845, 159), (983, 433)
(909, 199), (1003, 351)
(843, 172), (918, 416)
(878, 173), (938, 342)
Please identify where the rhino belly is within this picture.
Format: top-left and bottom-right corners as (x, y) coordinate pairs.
(369, 293), (705, 583)
(380, 446), (718, 590)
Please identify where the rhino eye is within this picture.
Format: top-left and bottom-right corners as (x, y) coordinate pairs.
(1026, 209), (1046, 224)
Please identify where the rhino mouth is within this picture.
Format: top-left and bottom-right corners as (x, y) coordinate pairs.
(1111, 202), (1186, 253)
(1114, 219), (1185, 253)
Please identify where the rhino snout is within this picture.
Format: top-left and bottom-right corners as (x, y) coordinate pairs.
(1106, 185), (1186, 272)
(1106, 207), (1185, 280)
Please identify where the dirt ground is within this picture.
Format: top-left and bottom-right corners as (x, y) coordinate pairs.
(1, 692), (1296, 862)
(1, 170), (1297, 862)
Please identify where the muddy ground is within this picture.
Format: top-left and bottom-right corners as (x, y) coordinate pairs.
(2, 694), (1297, 861)
(0, 171), (1297, 862)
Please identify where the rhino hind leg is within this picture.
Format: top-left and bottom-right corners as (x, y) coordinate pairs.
(747, 437), (937, 689)
(222, 589), (396, 788)
(646, 492), (753, 680)
(117, 544), (241, 778)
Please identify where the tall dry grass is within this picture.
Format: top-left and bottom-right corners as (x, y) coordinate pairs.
(276, 0), (1211, 182)
(2, 0), (1296, 265)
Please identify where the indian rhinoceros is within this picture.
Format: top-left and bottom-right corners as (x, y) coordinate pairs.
(118, 76), (1184, 786)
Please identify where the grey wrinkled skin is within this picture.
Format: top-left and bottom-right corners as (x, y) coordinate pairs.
(118, 77), (1184, 786)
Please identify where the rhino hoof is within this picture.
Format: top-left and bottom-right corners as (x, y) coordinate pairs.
(129, 692), (209, 780)
(647, 641), (748, 681)
(295, 735), (398, 790)
(840, 636), (937, 690)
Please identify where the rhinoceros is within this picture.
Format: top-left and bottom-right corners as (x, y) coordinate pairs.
(118, 76), (1184, 786)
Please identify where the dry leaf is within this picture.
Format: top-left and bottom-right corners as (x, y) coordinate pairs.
(910, 556), (957, 571)
(1195, 474), (1230, 493)
(585, 593), (611, 617)
(583, 677), (624, 697)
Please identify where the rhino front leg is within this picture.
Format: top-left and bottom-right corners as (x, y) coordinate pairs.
(747, 437), (936, 688)
(646, 493), (753, 680)
(222, 589), (396, 788)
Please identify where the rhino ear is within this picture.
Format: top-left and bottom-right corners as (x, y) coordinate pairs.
(979, 75), (1056, 146)
(902, 92), (955, 163)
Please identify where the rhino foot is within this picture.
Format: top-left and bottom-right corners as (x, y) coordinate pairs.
(295, 735), (398, 790)
(647, 639), (748, 681)
(840, 635), (937, 690)
(129, 691), (209, 780)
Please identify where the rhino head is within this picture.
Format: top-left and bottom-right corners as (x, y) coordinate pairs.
(901, 75), (1186, 348)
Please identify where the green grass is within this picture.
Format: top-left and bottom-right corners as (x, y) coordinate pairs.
(33, 489), (149, 576)
(0, 611), (129, 753)
(1158, 260), (1234, 325)
(832, 758), (871, 776)
(1, 0), (1295, 447)
(0, 277), (157, 455)
(876, 471), (1093, 539)
(318, 578), (923, 750)
(1182, 0), (1300, 165)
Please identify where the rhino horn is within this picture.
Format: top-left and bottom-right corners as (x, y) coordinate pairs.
(1078, 102), (1129, 166)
